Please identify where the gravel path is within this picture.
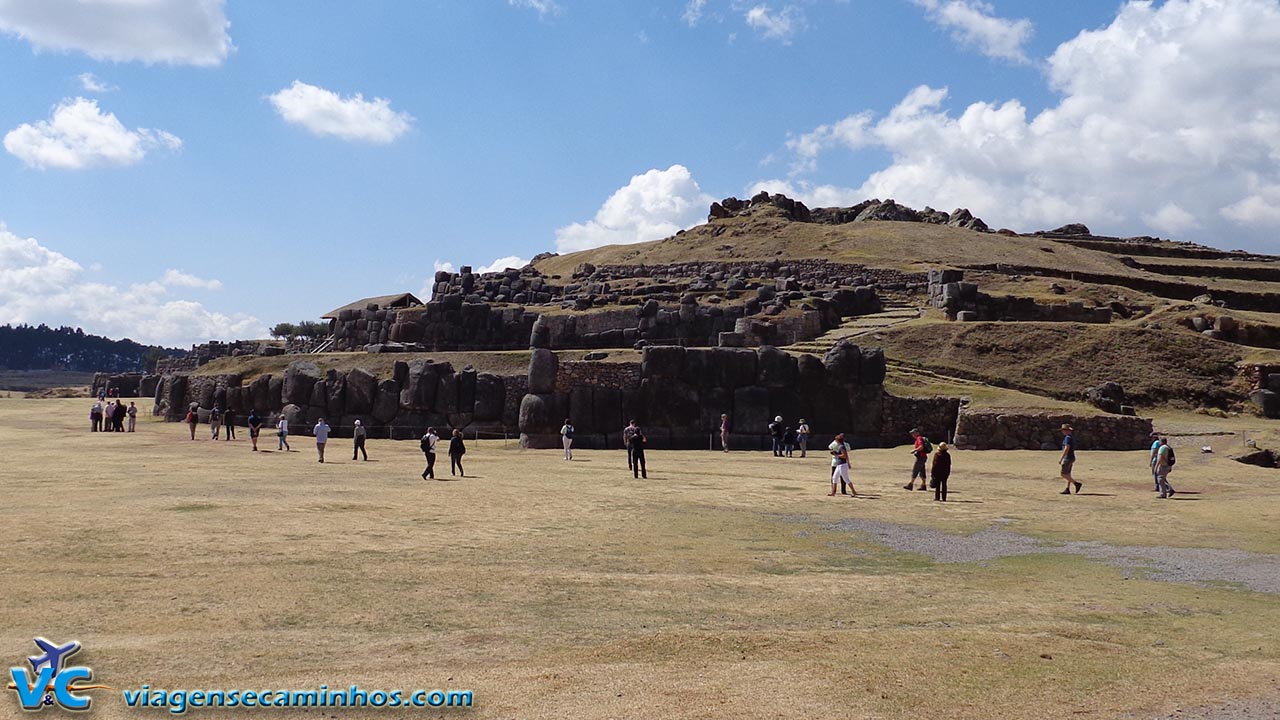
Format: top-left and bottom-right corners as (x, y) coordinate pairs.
(787, 515), (1280, 594)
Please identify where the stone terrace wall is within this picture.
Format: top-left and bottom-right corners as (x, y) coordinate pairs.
(928, 269), (1112, 323)
(953, 408), (1153, 451)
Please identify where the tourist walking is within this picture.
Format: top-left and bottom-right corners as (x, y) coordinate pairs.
(313, 418), (331, 463)
(352, 419), (368, 461)
(210, 405), (222, 440)
(624, 419), (639, 469)
(1059, 424), (1080, 494)
(560, 418), (575, 460)
(1154, 437), (1176, 499)
(126, 401), (137, 432)
(1149, 432), (1163, 492)
(276, 413), (290, 451)
(421, 427), (439, 479)
(720, 413), (730, 452)
(186, 405), (198, 440)
(931, 443), (952, 502)
(630, 426), (647, 479)
(449, 429), (466, 476)
(797, 419), (810, 458)
(828, 432), (855, 497)
(223, 407), (236, 440)
(90, 401), (103, 432)
(904, 428), (931, 491)
(247, 409), (263, 451)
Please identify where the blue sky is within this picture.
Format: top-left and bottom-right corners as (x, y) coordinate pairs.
(3, 0), (1280, 346)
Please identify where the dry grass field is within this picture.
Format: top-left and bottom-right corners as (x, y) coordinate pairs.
(3, 397), (1279, 719)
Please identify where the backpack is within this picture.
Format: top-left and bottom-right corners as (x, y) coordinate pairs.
(921, 437), (933, 455)
(1167, 446), (1176, 467)
(420, 435), (432, 452)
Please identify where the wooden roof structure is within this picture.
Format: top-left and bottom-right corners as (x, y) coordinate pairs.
(321, 292), (422, 319)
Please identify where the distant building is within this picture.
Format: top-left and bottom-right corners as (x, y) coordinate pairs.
(321, 293), (423, 322)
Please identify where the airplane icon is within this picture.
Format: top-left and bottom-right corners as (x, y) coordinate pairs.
(27, 638), (82, 677)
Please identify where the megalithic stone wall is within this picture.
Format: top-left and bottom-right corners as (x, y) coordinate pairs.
(518, 340), (897, 450)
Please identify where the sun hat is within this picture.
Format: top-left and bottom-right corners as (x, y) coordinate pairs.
(937, 442), (949, 450)
(1061, 424), (1073, 431)
(774, 416), (782, 422)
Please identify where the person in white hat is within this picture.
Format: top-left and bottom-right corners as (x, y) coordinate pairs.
(769, 415), (784, 457)
(352, 419), (368, 461)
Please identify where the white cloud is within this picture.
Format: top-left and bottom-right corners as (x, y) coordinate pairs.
(744, 4), (801, 43)
(762, 0), (1280, 248)
(4, 97), (181, 170)
(268, 81), (414, 144)
(509, 0), (562, 17)
(0, 0), (232, 66)
(555, 165), (715, 253)
(683, 0), (709, 26)
(911, 0), (1033, 63)
(1141, 203), (1199, 236)
(476, 256), (531, 274)
(0, 224), (265, 346)
(161, 269), (222, 291)
(432, 259), (456, 274)
(77, 72), (115, 93)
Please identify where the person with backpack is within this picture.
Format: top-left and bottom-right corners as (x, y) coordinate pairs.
(247, 409), (263, 451)
(931, 443), (953, 502)
(421, 427), (439, 479)
(210, 405), (222, 440)
(630, 426), (648, 479)
(352, 419), (368, 461)
(186, 405), (199, 440)
(449, 429), (466, 477)
(560, 418), (575, 460)
(313, 418), (331, 463)
(1155, 437), (1176, 499)
(828, 432), (855, 497)
(905, 428), (932, 491)
(769, 416), (784, 457)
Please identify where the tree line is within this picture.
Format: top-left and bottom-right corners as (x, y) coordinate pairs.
(0, 324), (185, 373)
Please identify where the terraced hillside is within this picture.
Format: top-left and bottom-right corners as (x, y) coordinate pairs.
(540, 194), (1280, 415)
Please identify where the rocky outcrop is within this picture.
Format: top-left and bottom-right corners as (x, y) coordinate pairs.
(707, 193), (991, 232)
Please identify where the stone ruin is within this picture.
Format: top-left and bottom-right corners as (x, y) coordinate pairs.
(927, 269), (1113, 324)
(143, 192), (1173, 450)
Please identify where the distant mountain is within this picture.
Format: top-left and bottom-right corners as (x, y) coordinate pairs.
(0, 324), (185, 373)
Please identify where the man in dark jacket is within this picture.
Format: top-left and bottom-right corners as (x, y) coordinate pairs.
(630, 427), (647, 479)
(768, 416), (784, 457)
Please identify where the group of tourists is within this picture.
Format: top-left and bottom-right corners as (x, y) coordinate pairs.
(419, 427), (466, 479)
(765, 416), (812, 458)
(89, 399), (137, 433)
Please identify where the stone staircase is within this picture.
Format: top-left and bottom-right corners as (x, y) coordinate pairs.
(786, 305), (922, 355)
